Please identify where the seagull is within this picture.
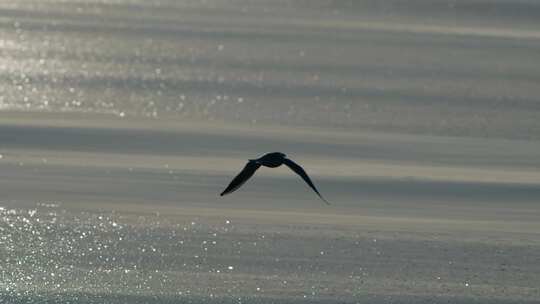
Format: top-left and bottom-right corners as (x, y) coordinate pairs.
(220, 152), (330, 205)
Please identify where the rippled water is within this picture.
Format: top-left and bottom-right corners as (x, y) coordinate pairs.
(2, 206), (245, 299)
(1, 0), (540, 138)
(2, 0), (540, 303)
(2, 203), (539, 304)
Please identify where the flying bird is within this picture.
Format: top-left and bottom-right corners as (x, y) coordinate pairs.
(220, 152), (330, 205)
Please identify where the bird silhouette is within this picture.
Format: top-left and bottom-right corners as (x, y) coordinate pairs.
(220, 152), (330, 205)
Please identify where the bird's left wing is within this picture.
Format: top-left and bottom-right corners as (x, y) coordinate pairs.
(283, 158), (330, 205)
(220, 161), (261, 196)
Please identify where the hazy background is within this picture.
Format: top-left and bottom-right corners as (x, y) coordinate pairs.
(1, 0), (540, 303)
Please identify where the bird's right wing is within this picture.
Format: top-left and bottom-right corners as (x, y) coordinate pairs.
(283, 158), (330, 205)
(220, 161), (261, 196)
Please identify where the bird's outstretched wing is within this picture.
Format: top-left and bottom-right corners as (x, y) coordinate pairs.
(283, 158), (330, 205)
(220, 161), (261, 196)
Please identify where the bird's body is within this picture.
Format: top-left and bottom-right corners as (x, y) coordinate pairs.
(250, 152), (286, 168)
(221, 152), (330, 205)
